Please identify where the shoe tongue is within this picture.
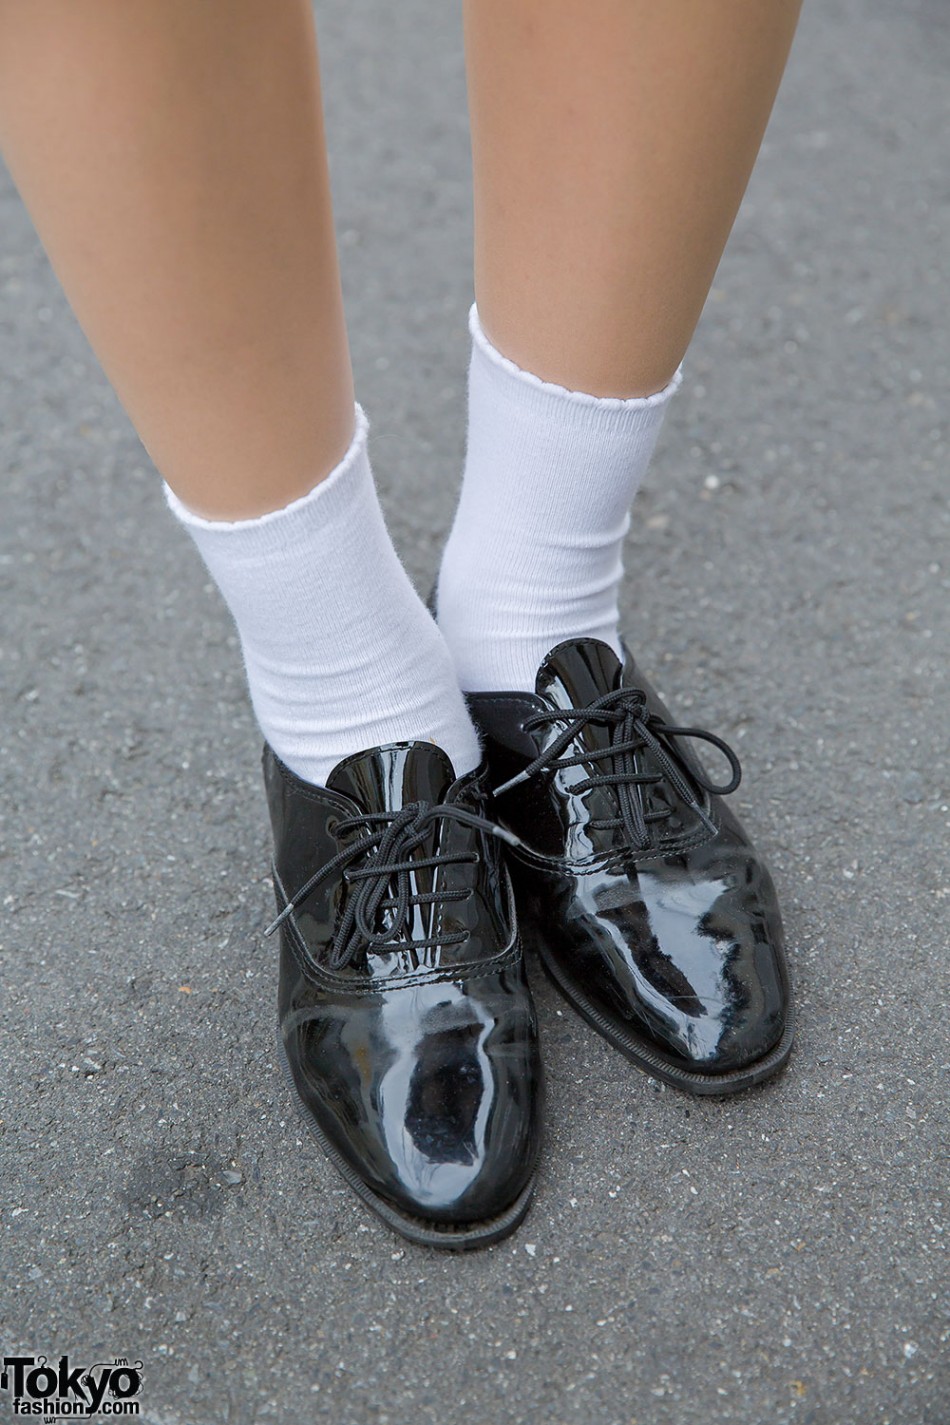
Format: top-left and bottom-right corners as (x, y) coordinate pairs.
(325, 741), (456, 814)
(536, 637), (624, 710)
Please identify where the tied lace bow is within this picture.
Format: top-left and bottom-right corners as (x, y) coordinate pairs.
(492, 686), (742, 854)
(264, 800), (522, 968)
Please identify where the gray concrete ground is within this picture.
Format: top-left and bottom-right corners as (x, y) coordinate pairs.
(1, 1), (947, 1422)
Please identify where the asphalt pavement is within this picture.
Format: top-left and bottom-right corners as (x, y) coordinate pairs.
(1, 1), (947, 1421)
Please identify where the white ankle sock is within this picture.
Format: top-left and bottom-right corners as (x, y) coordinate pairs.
(164, 405), (481, 786)
(437, 305), (682, 692)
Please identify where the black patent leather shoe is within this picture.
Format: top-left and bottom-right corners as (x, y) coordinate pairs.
(467, 639), (794, 1095)
(261, 739), (543, 1248)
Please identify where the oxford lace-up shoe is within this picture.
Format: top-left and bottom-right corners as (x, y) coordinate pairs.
(466, 638), (794, 1094)
(262, 739), (543, 1248)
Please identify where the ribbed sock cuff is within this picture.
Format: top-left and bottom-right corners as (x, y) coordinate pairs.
(469, 304), (682, 425)
(162, 404), (369, 546)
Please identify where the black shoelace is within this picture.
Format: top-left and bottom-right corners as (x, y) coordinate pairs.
(492, 686), (742, 854)
(264, 800), (524, 969)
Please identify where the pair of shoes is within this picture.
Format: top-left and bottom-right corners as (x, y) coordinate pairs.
(262, 636), (793, 1249)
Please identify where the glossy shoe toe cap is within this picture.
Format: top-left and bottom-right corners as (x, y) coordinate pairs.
(637, 865), (792, 1079)
(283, 975), (543, 1235)
(375, 1037), (542, 1226)
(537, 853), (793, 1091)
(663, 983), (789, 1076)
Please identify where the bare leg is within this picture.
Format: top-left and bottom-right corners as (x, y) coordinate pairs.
(465, 0), (803, 396)
(0, 0), (352, 518)
(0, 0), (482, 785)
